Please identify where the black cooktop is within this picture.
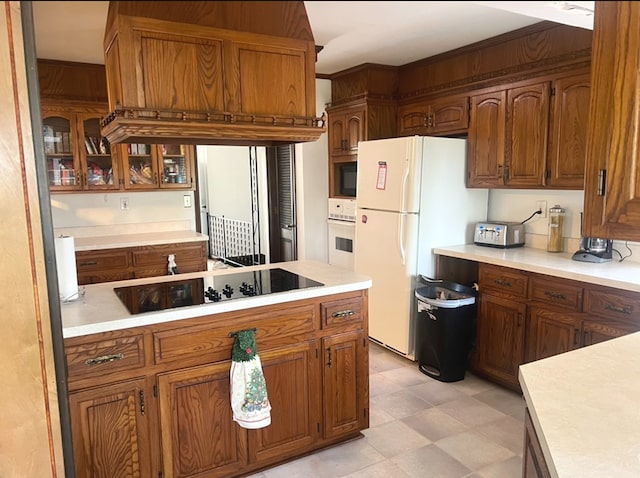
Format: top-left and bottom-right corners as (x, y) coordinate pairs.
(114, 268), (324, 315)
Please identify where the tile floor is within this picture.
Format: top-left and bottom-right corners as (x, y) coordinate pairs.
(249, 341), (526, 478)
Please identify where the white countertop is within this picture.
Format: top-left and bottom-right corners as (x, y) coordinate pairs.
(61, 260), (372, 338)
(434, 244), (640, 292)
(72, 230), (209, 251)
(519, 332), (640, 478)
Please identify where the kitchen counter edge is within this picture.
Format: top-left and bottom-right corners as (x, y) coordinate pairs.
(434, 244), (640, 292)
(61, 260), (372, 338)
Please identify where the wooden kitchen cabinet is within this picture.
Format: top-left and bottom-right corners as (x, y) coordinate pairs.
(583, 2), (640, 241)
(65, 288), (369, 477)
(122, 143), (195, 190)
(43, 106), (120, 192)
(68, 377), (154, 478)
(397, 94), (469, 137)
(527, 307), (583, 361)
(76, 241), (208, 285)
(522, 408), (551, 478)
(322, 330), (368, 440)
(468, 71), (588, 190)
(326, 98), (396, 198)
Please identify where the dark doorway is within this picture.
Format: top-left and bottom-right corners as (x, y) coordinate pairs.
(266, 145), (297, 263)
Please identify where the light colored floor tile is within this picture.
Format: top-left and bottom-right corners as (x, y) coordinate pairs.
(370, 372), (404, 397)
(363, 420), (431, 458)
(369, 345), (413, 373)
(342, 458), (413, 477)
(435, 430), (515, 471)
(380, 363), (432, 387)
(368, 403), (396, 428)
(473, 415), (525, 455)
(370, 388), (432, 419)
(407, 378), (470, 406)
(392, 444), (473, 478)
(400, 407), (469, 442)
(451, 372), (497, 396)
(311, 437), (387, 476)
(477, 455), (523, 478)
(436, 396), (507, 428)
(473, 387), (526, 420)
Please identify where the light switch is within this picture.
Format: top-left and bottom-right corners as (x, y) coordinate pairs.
(183, 195), (192, 208)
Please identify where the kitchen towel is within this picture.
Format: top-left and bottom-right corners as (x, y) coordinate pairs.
(54, 235), (79, 301)
(229, 328), (271, 429)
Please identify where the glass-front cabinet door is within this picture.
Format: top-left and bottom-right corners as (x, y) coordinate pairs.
(159, 144), (193, 189)
(43, 113), (80, 191)
(122, 143), (157, 190)
(80, 115), (120, 190)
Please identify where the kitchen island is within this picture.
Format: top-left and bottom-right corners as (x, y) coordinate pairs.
(62, 260), (372, 478)
(519, 332), (640, 478)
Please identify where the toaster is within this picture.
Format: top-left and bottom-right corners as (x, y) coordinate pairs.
(474, 222), (525, 248)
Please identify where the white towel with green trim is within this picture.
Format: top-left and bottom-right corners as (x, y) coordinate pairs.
(230, 329), (271, 429)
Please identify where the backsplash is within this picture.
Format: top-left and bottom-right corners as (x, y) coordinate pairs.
(50, 191), (196, 232)
(488, 189), (640, 263)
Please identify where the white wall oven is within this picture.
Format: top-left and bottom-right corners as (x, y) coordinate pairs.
(327, 198), (356, 270)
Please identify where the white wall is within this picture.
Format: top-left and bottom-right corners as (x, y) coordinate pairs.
(296, 78), (331, 263)
(50, 190), (196, 232)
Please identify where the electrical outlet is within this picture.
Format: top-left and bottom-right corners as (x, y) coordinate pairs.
(536, 200), (547, 218)
(120, 197), (129, 211)
(183, 195), (192, 208)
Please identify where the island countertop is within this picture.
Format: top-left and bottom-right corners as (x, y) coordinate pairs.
(433, 244), (640, 292)
(72, 230), (209, 251)
(61, 260), (372, 338)
(519, 332), (640, 478)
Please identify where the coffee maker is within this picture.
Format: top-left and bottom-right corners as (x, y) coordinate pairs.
(572, 236), (613, 263)
(572, 212), (613, 263)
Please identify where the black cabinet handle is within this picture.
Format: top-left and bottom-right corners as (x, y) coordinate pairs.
(494, 278), (512, 287)
(331, 309), (355, 318)
(544, 290), (566, 300)
(84, 353), (124, 366)
(605, 303), (632, 315)
(79, 261), (98, 266)
(327, 347), (332, 368)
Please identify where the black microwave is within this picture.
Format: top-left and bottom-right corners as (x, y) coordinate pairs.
(338, 162), (357, 197)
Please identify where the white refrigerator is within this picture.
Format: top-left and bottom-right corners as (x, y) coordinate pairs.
(354, 136), (488, 359)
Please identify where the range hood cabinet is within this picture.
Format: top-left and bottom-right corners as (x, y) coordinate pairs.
(101, 1), (325, 146)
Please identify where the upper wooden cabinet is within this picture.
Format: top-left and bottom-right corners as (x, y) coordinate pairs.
(328, 105), (365, 157)
(583, 1), (640, 241)
(397, 94), (469, 137)
(468, 71), (589, 189)
(43, 106), (120, 192)
(326, 98), (396, 198)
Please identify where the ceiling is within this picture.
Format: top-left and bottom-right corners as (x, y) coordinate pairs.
(31, 1), (594, 76)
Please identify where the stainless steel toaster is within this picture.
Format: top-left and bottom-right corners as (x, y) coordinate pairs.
(474, 222), (525, 248)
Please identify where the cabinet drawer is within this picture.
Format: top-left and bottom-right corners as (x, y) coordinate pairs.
(75, 249), (130, 271)
(131, 242), (205, 267)
(529, 275), (583, 311)
(479, 264), (528, 299)
(321, 296), (363, 329)
(153, 304), (317, 366)
(65, 334), (145, 380)
(585, 287), (640, 323)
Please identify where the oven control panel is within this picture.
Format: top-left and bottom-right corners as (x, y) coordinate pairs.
(328, 198), (356, 222)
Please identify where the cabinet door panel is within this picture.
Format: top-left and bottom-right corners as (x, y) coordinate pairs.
(323, 330), (368, 439)
(429, 95), (469, 134)
(468, 90), (506, 187)
(397, 103), (428, 136)
(158, 362), (248, 478)
(505, 82), (550, 187)
(476, 294), (526, 389)
(547, 73), (590, 189)
(248, 342), (321, 464)
(345, 111), (364, 153)
(528, 307), (581, 362)
(69, 378), (152, 478)
(582, 319), (639, 347)
(583, 2), (640, 240)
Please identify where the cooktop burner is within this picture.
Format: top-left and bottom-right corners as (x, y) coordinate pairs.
(114, 268), (324, 315)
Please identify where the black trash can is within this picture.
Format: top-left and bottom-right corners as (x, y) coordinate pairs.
(415, 281), (477, 382)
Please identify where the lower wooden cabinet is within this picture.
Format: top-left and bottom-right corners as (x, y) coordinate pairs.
(473, 263), (640, 392)
(76, 240), (208, 285)
(68, 377), (153, 478)
(522, 408), (551, 478)
(65, 289), (369, 478)
(475, 293), (526, 389)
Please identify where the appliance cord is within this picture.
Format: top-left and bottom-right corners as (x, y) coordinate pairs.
(520, 209), (543, 224)
(613, 241), (633, 262)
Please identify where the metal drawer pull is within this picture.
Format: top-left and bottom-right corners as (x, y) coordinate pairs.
(79, 261), (98, 266)
(605, 303), (632, 315)
(84, 353), (124, 366)
(332, 309), (355, 318)
(544, 290), (566, 300)
(494, 279), (512, 287)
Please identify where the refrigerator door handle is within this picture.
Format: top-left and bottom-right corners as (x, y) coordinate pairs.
(400, 159), (411, 213)
(398, 213), (406, 265)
